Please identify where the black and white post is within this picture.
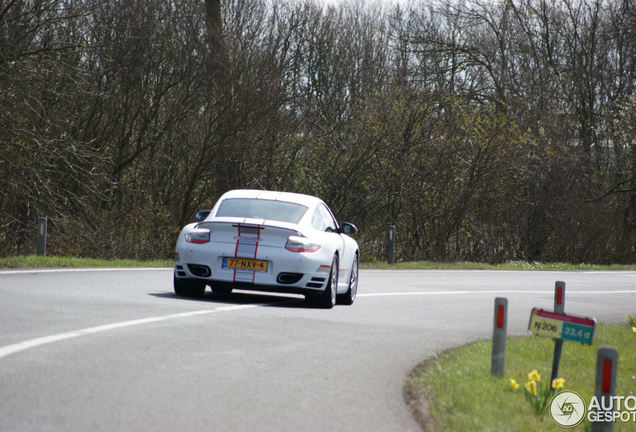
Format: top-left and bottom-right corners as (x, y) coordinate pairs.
(491, 297), (508, 377)
(550, 281), (565, 384)
(37, 217), (48, 256)
(387, 225), (395, 265)
(591, 346), (618, 432)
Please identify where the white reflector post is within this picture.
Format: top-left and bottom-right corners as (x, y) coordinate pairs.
(551, 281), (566, 384)
(491, 297), (507, 377)
(387, 225), (395, 264)
(37, 217), (47, 256)
(591, 346), (618, 432)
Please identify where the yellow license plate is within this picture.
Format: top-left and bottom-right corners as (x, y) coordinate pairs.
(223, 257), (268, 272)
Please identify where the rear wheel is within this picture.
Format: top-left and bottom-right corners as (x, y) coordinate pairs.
(309, 255), (338, 309)
(211, 285), (232, 297)
(337, 252), (358, 305)
(173, 275), (205, 298)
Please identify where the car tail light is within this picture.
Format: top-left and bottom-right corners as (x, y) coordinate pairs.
(285, 236), (320, 253)
(185, 229), (210, 244)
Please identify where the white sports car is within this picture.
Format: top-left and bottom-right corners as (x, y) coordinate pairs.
(173, 189), (359, 308)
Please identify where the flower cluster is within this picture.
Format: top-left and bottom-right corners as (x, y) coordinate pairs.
(508, 369), (565, 416)
(552, 377), (565, 390)
(509, 378), (520, 390)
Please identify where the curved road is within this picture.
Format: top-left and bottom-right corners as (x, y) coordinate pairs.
(1, 269), (635, 431)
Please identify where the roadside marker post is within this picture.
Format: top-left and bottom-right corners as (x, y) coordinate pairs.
(491, 297), (508, 377)
(551, 281), (565, 384)
(387, 225), (395, 265)
(555, 281), (565, 311)
(527, 281), (596, 385)
(37, 217), (48, 256)
(592, 346), (618, 432)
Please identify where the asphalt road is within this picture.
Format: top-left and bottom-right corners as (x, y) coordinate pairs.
(1, 269), (635, 431)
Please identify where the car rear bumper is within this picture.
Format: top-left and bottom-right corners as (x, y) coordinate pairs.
(174, 252), (332, 296)
(173, 264), (329, 296)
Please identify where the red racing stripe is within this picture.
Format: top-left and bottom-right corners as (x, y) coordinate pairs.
(252, 225), (262, 284)
(233, 224), (242, 282)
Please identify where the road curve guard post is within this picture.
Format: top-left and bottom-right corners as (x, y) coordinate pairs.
(387, 225), (395, 265)
(591, 346), (618, 432)
(551, 281), (566, 384)
(491, 297), (508, 377)
(37, 217), (48, 256)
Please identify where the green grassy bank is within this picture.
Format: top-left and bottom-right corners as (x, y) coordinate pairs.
(0, 255), (172, 269)
(362, 260), (636, 271)
(406, 319), (636, 431)
(2, 255), (635, 271)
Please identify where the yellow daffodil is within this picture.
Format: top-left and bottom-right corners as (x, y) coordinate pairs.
(552, 378), (565, 390)
(528, 369), (541, 382)
(509, 378), (520, 390)
(525, 380), (538, 396)
(632, 327), (636, 334)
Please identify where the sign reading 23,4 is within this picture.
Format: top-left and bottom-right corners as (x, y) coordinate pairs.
(528, 308), (596, 345)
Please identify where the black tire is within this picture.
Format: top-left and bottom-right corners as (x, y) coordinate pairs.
(311, 255), (338, 309)
(211, 285), (232, 297)
(337, 252), (358, 305)
(173, 275), (206, 298)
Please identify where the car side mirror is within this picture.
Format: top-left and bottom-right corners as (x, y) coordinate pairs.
(195, 210), (211, 222)
(339, 222), (358, 235)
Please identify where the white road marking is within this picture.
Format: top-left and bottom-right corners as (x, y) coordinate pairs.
(0, 304), (263, 360)
(1, 285), (634, 361)
(359, 291), (543, 297)
(358, 290), (636, 297)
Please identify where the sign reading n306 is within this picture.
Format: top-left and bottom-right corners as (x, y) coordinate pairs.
(528, 308), (596, 345)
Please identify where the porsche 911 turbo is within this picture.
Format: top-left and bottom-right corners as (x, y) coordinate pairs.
(173, 189), (359, 308)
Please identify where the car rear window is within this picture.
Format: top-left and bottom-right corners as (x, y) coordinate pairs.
(215, 198), (308, 224)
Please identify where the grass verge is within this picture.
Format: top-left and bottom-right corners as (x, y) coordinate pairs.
(362, 260), (636, 271)
(0, 255), (172, 269)
(405, 320), (636, 431)
(1, 255), (635, 271)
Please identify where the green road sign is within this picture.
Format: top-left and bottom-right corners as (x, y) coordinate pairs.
(529, 308), (596, 345)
